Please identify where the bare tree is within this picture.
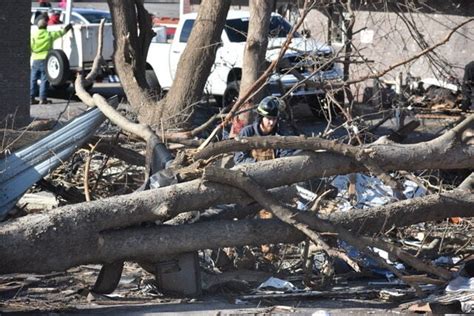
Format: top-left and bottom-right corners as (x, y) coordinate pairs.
(107, 0), (230, 128)
(107, 0), (155, 117)
(230, 0), (272, 136)
(149, 0), (231, 128)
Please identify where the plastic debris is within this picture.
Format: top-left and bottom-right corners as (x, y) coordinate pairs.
(331, 173), (426, 211)
(257, 277), (299, 293)
(432, 256), (462, 266)
(446, 277), (474, 293)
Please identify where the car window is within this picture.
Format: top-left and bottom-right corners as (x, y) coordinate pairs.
(225, 16), (300, 43)
(79, 11), (112, 24)
(268, 15), (297, 38)
(70, 14), (83, 24)
(224, 18), (249, 42)
(180, 19), (194, 43)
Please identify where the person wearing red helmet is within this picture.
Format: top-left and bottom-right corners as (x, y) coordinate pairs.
(47, 10), (62, 25)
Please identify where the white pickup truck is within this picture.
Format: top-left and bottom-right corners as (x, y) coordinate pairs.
(146, 11), (343, 109)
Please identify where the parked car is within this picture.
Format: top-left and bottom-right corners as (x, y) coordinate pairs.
(30, 7), (116, 88)
(31, 7), (112, 25)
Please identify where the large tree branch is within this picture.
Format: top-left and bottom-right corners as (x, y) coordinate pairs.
(231, 0), (273, 133)
(154, 0), (231, 127)
(0, 161), (472, 274)
(194, 114), (474, 162)
(202, 167), (451, 289)
(107, 0), (154, 117)
(328, 189), (473, 232)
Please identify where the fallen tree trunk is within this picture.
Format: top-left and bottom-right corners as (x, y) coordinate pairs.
(1, 147), (472, 250)
(0, 118), (472, 274)
(328, 189), (474, 232)
(0, 186), (472, 274)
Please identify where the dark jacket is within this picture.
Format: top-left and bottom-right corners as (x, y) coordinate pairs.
(233, 120), (294, 164)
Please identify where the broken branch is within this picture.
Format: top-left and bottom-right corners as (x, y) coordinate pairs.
(202, 166), (425, 295)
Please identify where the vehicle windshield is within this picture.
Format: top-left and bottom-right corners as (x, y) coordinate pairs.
(225, 15), (299, 42)
(79, 11), (112, 23)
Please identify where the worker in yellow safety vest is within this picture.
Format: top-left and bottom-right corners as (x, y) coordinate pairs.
(30, 15), (72, 104)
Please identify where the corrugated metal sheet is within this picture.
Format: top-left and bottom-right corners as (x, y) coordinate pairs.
(0, 96), (118, 220)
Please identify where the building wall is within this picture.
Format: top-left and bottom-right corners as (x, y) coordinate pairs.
(0, 0), (30, 126)
(306, 2), (474, 82)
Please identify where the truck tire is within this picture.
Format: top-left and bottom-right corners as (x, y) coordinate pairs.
(146, 69), (160, 92)
(223, 80), (240, 108)
(46, 49), (70, 87)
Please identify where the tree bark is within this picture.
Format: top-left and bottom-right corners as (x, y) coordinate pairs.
(328, 189), (474, 233)
(231, 0), (272, 135)
(152, 0), (231, 128)
(0, 188), (472, 274)
(107, 0), (155, 119)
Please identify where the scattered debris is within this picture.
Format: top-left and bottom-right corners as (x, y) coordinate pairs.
(1, 5), (473, 313)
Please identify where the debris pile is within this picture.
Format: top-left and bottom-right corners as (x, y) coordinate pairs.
(0, 117), (472, 312)
(0, 10), (473, 313)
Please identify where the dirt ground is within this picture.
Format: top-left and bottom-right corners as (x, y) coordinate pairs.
(0, 262), (403, 314)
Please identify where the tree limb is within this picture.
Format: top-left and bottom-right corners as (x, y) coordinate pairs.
(194, 114), (473, 162)
(0, 185), (471, 274)
(202, 166), (426, 294)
